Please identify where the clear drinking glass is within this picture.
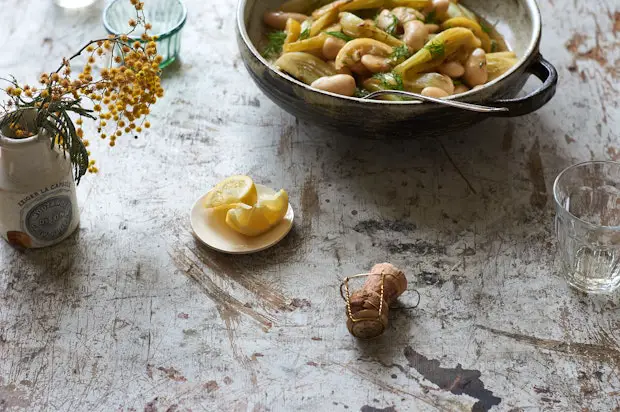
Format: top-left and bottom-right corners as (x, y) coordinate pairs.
(54, 0), (97, 8)
(103, 0), (187, 68)
(554, 161), (620, 293)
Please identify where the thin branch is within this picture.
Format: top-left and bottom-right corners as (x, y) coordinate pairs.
(54, 38), (111, 74)
(2, 3), (156, 184)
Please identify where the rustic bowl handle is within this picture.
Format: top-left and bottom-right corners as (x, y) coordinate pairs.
(492, 54), (558, 117)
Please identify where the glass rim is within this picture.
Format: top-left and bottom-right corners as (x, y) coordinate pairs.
(103, 0), (188, 40)
(553, 160), (620, 230)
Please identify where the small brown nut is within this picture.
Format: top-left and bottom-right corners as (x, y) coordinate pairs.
(263, 11), (308, 30)
(311, 74), (356, 96)
(421, 86), (450, 98)
(453, 84), (470, 94)
(403, 20), (428, 52)
(463, 48), (488, 87)
(360, 54), (392, 73)
(438, 61), (465, 78)
(322, 36), (347, 60)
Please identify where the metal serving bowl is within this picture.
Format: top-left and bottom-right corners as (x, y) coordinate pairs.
(236, 0), (557, 136)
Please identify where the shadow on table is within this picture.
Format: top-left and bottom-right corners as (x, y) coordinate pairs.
(347, 305), (417, 366)
(1, 228), (84, 314)
(160, 58), (185, 80)
(296, 114), (573, 235)
(177, 114), (574, 304)
(189, 220), (308, 269)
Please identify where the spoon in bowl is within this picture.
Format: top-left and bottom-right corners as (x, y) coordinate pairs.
(362, 90), (509, 114)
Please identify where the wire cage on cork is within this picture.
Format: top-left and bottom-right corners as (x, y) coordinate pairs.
(340, 263), (419, 339)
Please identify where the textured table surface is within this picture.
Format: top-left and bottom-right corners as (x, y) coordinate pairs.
(1, 0), (620, 411)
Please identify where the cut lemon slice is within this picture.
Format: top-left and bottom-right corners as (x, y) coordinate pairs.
(204, 175), (258, 208)
(257, 189), (289, 224)
(225, 190), (289, 237)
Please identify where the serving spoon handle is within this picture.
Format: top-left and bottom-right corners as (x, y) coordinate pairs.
(362, 90), (509, 114)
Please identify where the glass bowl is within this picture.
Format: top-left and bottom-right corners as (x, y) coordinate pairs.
(103, 0), (187, 68)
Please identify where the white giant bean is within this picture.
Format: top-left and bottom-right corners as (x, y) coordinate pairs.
(421, 86), (450, 98)
(311, 74), (357, 96)
(360, 54), (392, 73)
(322, 37), (346, 60)
(463, 48), (488, 87)
(438, 61), (465, 78)
(403, 20), (428, 52)
(263, 11), (308, 30)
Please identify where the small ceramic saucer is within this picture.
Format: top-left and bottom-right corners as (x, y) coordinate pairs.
(190, 184), (294, 254)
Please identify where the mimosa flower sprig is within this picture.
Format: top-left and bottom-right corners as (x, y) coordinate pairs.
(0, 0), (163, 184)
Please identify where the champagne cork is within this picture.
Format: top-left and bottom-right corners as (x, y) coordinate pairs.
(342, 263), (408, 339)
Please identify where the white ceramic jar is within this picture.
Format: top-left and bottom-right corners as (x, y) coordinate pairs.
(0, 119), (79, 249)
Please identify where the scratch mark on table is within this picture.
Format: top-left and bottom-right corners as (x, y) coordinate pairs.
(301, 175), (319, 234)
(278, 124), (294, 159)
(527, 138), (547, 209)
(477, 325), (620, 366)
(186, 243), (293, 312)
(169, 247), (275, 328)
(353, 219), (416, 234)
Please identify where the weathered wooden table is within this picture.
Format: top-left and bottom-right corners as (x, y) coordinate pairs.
(1, 0), (619, 411)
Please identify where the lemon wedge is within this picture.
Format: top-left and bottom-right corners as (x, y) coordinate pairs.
(225, 189), (289, 237)
(204, 175), (258, 208)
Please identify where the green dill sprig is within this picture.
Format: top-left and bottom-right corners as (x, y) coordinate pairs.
(354, 87), (370, 98)
(480, 21), (491, 34)
(490, 39), (498, 52)
(372, 72), (404, 91)
(424, 10), (437, 24)
(325, 31), (354, 42)
(425, 40), (445, 59)
(389, 44), (412, 64)
(299, 19), (312, 40)
(480, 20), (499, 34)
(262, 31), (286, 59)
(385, 14), (399, 36)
